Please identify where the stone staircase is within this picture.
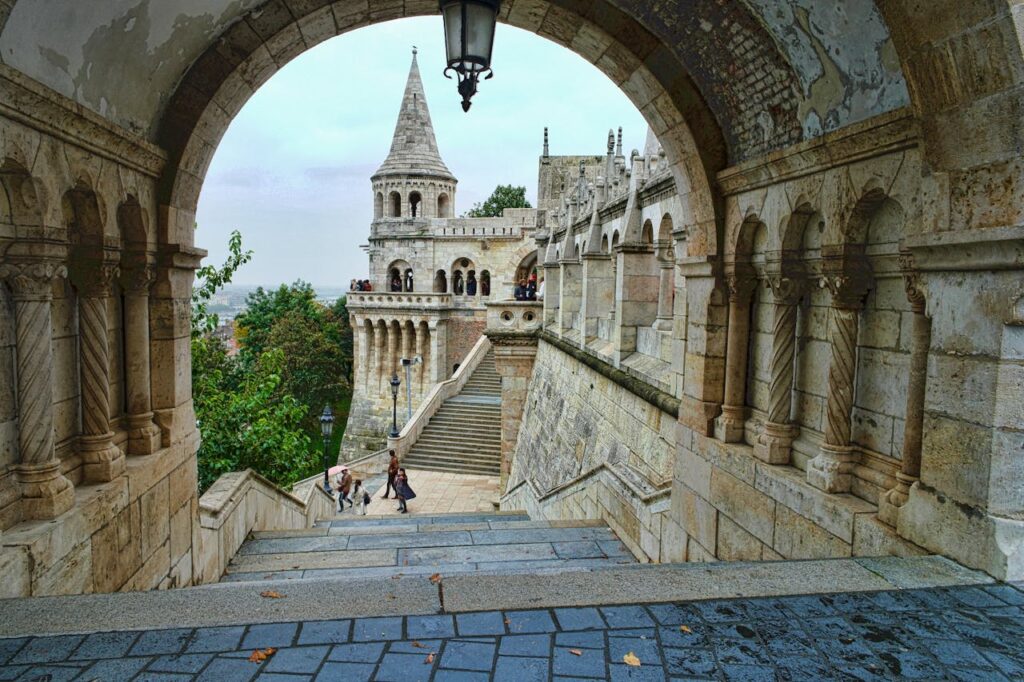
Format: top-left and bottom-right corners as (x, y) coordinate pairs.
(403, 350), (502, 476)
(221, 511), (638, 584)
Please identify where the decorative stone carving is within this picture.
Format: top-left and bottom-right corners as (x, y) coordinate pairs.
(716, 274), (757, 443)
(754, 275), (803, 464)
(120, 264), (162, 455)
(0, 261), (75, 519)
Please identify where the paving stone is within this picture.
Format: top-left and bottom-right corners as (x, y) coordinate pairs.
(503, 610), (557, 634)
(195, 656), (261, 682)
(494, 655), (548, 681)
(0, 638), (26, 666)
(10, 635), (84, 663)
(148, 653), (215, 673)
(314, 661), (375, 680)
(260, 646), (329, 674)
(0, 665), (27, 681)
(499, 634), (551, 657)
(608, 663), (667, 681)
(346, 530), (472, 550)
(80, 656), (153, 682)
(296, 621), (350, 646)
(136, 673), (195, 681)
(984, 584), (1024, 606)
(401, 542), (557, 566)
(658, 624), (707, 648)
(351, 616), (403, 642)
(455, 611), (506, 636)
(646, 603), (702, 626)
(555, 631), (605, 649)
(241, 623), (299, 649)
(438, 640), (495, 671)
(406, 615), (455, 639)
(554, 607), (606, 631)
(238, 536), (350, 556)
(553, 645), (607, 677)
(608, 634), (660, 662)
(388, 639), (441, 654)
(12, 664), (86, 682)
(601, 605), (655, 628)
(326, 642), (385, 663)
(719, 663), (776, 680)
(255, 674), (311, 681)
(774, 655), (834, 681)
(68, 631), (139, 659)
(375, 651), (435, 681)
(432, 670), (491, 681)
(187, 626), (247, 653)
(552, 540), (606, 559)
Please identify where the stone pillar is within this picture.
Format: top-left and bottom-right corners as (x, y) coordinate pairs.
(120, 265), (162, 455)
(612, 243), (659, 366)
(808, 274), (869, 493)
(678, 264), (728, 437)
(754, 276), (802, 464)
(654, 261), (674, 331)
(429, 320), (448, 382)
(879, 265), (930, 526)
(70, 260), (126, 482)
(0, 262), (75, 519)
(415, 322), (427, 394)
(386, 321), (398, 378)
(557, 259), (582, 336)
(373, 322), (385, 395)
(715, 275), (755, 443)
(580, 253), (613, 346)
(542, 262), (560, 329)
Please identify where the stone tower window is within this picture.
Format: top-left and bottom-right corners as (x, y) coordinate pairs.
(409, 191), (422, 217)
(434, 270), (448, 293)
(437, 192), (450, 218)
(389, 191), (401, 217)
(374, 192), (384, 219)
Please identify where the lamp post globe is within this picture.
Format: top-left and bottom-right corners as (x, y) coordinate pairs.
(319, 405), (334, 494)
(439, 0), (500, 111)
(389, 373), (401, 438)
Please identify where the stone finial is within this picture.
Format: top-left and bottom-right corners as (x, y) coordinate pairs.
(616, 126), (623, 156)
(543, 127), (549, 157)
(607, 129), (615, 155)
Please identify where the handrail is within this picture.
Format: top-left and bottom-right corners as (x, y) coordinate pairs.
(388, 334), (492, 459)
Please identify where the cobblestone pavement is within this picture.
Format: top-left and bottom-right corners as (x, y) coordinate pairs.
(2, 582), (1023, 680)
(363, 470), (500, 517)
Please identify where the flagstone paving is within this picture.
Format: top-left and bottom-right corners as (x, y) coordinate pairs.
(358, 470), (501, 517)
(2, 582), (1023, 680)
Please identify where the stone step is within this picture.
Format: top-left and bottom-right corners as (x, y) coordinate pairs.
(413, 435), (501, 448)
(251, 518), (607, 540)
(405, 446), (501, 459)
(432, 405), (501, 416)
(402, 460), (499, 476)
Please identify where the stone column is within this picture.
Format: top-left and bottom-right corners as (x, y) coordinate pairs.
(612, 244), (659, 366)
(580, 253), (613, 346)
(386, 321), (398, 379)
(541, 262), (560, 329)
(557, 259), (582, 336)
(879, 264), (930, 525)
(754, 276), (802, 464)
(373, 322), (385, 395)
(0, 262), (75, 519)
(654, 261), (674, 331)
(120, 265), (162, 455)
(429, 320), (448, 382)
(415, 322), (427, 394)
(715, 275), (755, 443)
(70, 260), (126, 482)
(808, 275), (868, 493)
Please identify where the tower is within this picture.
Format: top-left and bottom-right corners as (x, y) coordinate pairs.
(371, 48), (458, 222)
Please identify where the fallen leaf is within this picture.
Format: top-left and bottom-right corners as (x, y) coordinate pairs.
(425, 652), (435, 664)
(411, 641), (427, 649)
(429, 573), (442, 584)
(504, 618), (511, 626)
(387, 593), (397, 601)
(623, 652), (641, 667)
(679, 625), (692, 634)
(248, 647), (277, 662)
(569, 649), (583, 656)
(260, 590), (285, 599)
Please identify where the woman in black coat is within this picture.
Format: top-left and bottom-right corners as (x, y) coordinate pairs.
(394, 468), (416, 514)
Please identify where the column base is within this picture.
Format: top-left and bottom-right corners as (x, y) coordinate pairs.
(17, 461), (74, 520)
(714, 405), (746, 443)
(127, 413), (163, 455)
(754, 421), (797, 464)
(79, 433), (126, 483)
(899, 482), (1024, 581)
(807, 443), (859, 493)
(877, 472), (915, 527)
(653, 317), (673, 332)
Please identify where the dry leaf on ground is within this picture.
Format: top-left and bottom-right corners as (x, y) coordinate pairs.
(248, 647), (277, 662)
(411, 641), (428, 649)
(387, 593), (397, 601)
(623, 652), (641, 667)
(259, 591), (285, 599)
(425, 652), (435, 664)
(429, 573), (442, 584)
(679, 625), (692, 633)
(568, 649), (583, 656)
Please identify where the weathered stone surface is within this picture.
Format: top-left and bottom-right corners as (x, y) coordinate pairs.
(717, 514), (764, 561)
(773, 506), (851, 560)
(709, 468), (775, 545)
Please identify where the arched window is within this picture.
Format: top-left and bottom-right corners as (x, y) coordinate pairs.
(434, 270), (448, 293)
(437, 192), (450, 218)
(389, 191), (401, 217)
(480, 270), (491, 297)
(409, 191), (422, 218)
(641, 219), (654, 244)
(453, 270), (464, 295)
(374, 192), (384, 219)
(466, 270), (478, 296)
(404, 268), (414, 292)
(389, 267), (402, 292)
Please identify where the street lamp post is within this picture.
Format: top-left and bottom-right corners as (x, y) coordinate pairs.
(439, 0), (501, 111)
(389, 373), (401, 438)
(319, 405), (334, 495)
(400, 356), (423, 422)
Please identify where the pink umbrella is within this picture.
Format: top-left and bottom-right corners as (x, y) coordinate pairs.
(327, 465), (349, 477)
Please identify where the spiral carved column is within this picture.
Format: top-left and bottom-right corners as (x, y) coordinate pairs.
(755, 276), (802, 464)
(879, 256), (930, 526)
(1, 262), (75, 519)
(808, 274), (868, 493)
(715, 274), (755, 443)
(121, 265), (162, 455)
(71, 262), (126, 483)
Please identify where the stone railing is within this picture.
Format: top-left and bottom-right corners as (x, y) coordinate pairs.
(485, 299), (543, 335)
(387, 334), (493, 459)
(195, 469), (335, 584)
(346, 292), (453, 310)
(292, 445), (395, 490)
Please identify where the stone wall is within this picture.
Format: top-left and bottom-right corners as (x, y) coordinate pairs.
(447, 316), (486, 376)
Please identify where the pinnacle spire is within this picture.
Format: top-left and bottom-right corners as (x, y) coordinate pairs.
(374, 49), (455, 180)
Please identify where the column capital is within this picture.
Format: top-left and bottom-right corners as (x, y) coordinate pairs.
(898, 251), (927, 314)
(0, 261), (67, 300)
(818, 274), (870, 309)
(725, 274), (757, 302)
(765, 275), (803, 305)
(119, 263), (156, 294)
(70, 260), (120, 297)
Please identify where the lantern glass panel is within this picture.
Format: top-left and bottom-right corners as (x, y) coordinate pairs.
(442, 2), (462, 64)
(464, 2), (496, 71)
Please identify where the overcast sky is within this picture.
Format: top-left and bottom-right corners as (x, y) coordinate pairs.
(195, 17), (649, 287)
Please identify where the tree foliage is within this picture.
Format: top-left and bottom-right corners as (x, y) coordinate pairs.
(464, 184), (532, 217)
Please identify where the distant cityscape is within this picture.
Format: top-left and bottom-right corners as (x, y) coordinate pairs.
(207, 284), (351, 322)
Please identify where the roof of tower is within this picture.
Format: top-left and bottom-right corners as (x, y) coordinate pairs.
(373, 49), (456, 182)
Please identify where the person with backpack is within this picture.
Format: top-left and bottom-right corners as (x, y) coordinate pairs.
(351, 479), (370, 515)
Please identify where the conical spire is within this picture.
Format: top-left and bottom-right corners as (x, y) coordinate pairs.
(374, 49), (456, 180)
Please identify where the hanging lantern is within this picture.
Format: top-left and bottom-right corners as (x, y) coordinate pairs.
(439, 0), (500, 111)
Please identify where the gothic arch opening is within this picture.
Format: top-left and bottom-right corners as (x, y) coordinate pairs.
(409, 191), (422, 218)
(389, 191), (401, 218)
(437, 192), (450, 218)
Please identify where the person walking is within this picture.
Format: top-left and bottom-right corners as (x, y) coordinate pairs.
(336, 467), (353, 512)
(381, 450), (400, 499)
(394, 468), (416, 514)
(351, 479), (369, 515)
